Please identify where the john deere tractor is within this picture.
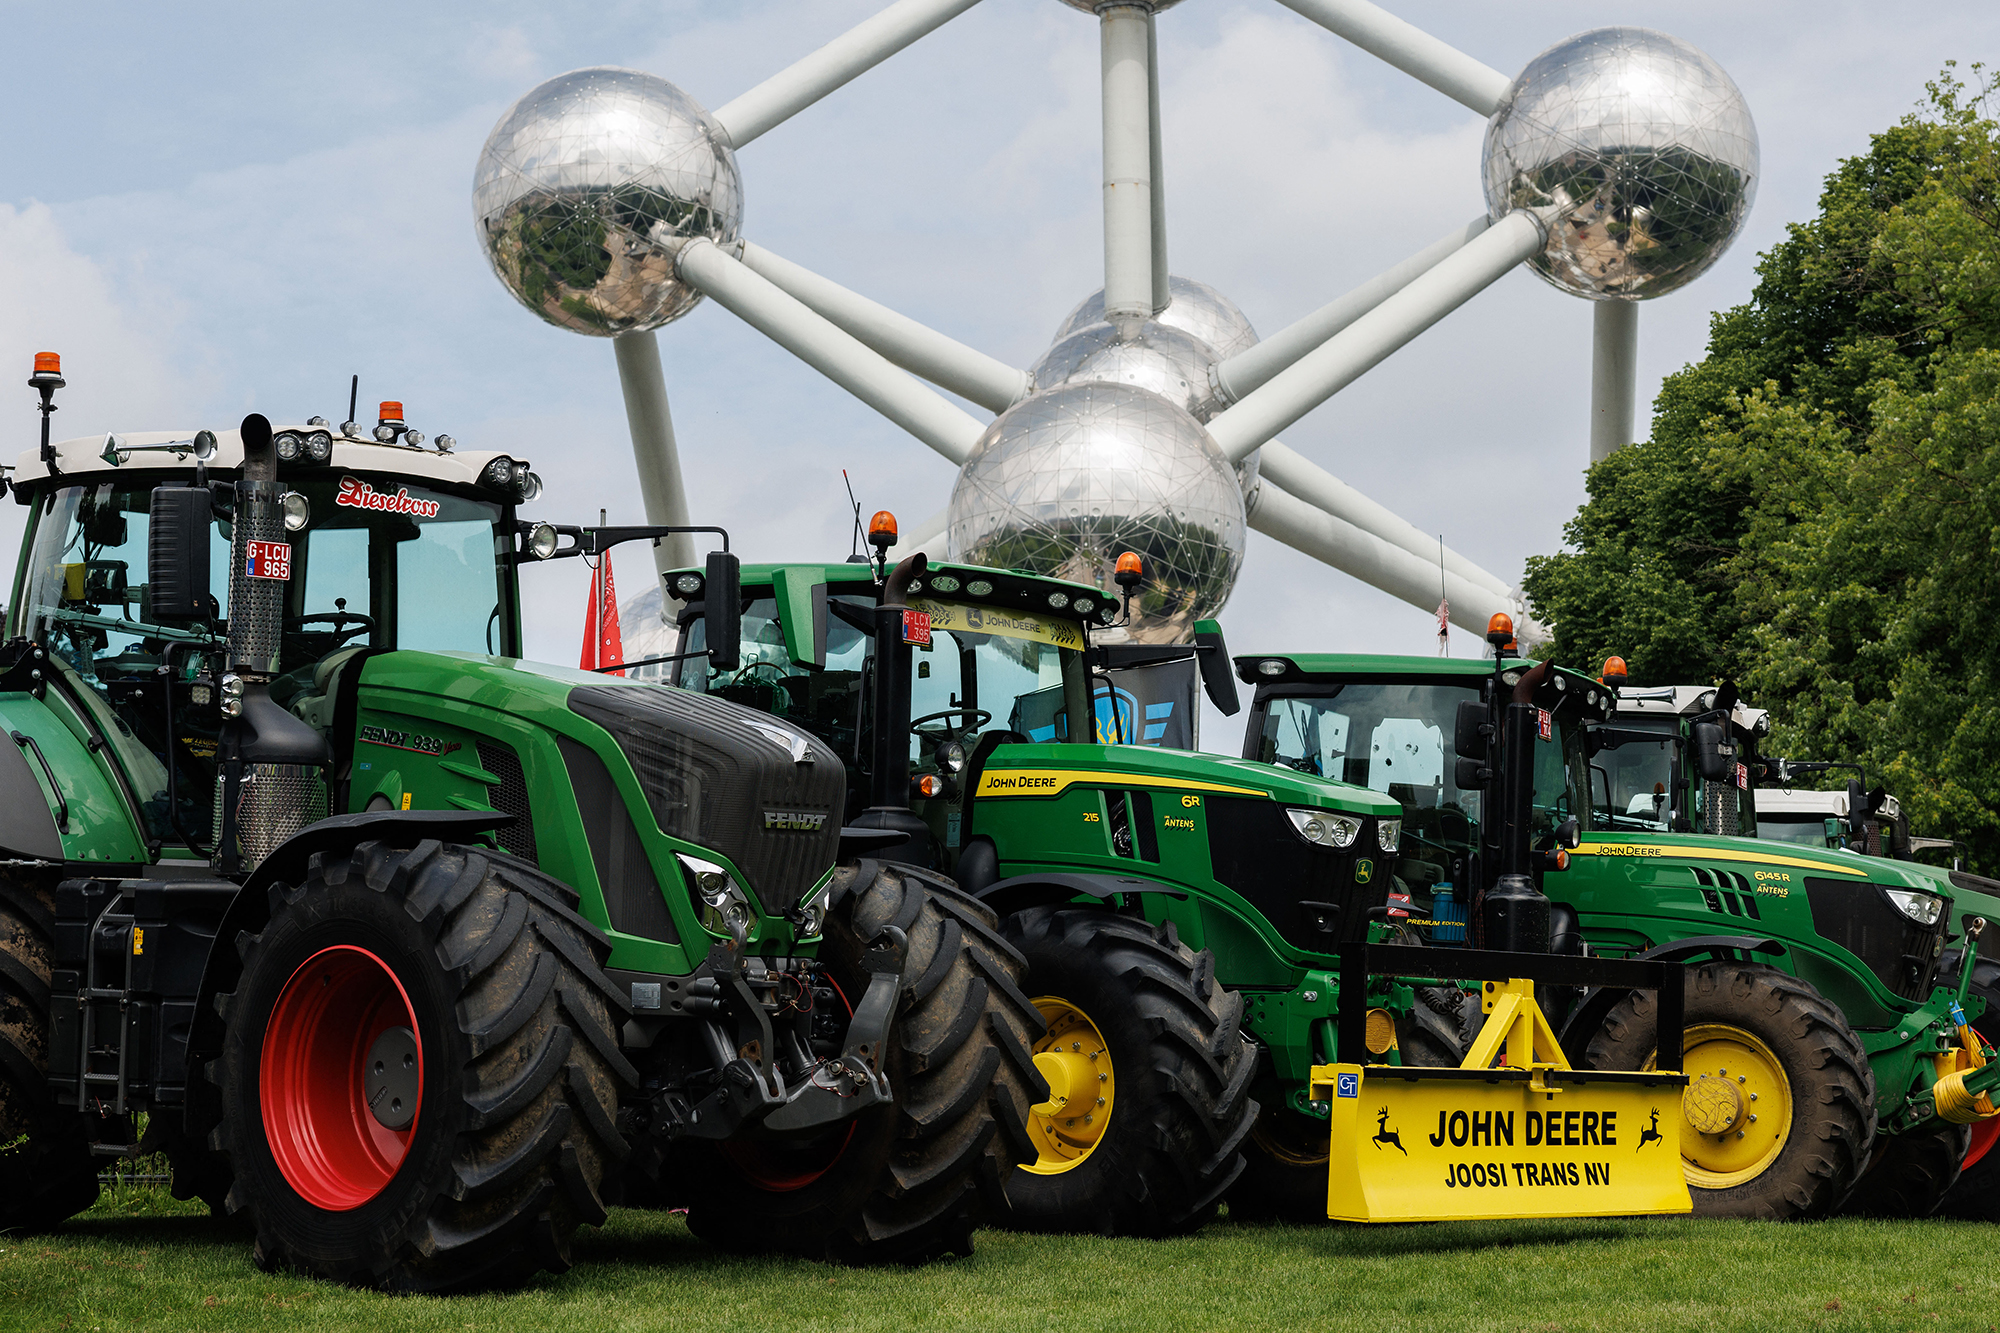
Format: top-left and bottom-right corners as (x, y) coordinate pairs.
(1235, 637), (2000, 1221)
(1592, 668), (2000, 1220)
(659, 527), (1693, 1232)
(0, 371), (1041, 1289)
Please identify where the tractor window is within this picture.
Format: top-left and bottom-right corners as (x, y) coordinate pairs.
(1529, 715), (1585, 842)
(398, 517), (505, 654)
(1252, 682), (1482, 889)
(1758, 814), (1837, 848)
(678, 596), (874, 767)
(1590, 732), (1676, 831)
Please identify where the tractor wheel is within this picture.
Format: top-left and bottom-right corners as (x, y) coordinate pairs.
(1227, 1001), (1464, 1224)
(214, 840), (634, 1291)
(1938, 970), (2000, 1221)
(997, 907), (1257, 1237)
(0, 870), (100, 1231)
(1586, 962), (1875, 1220)
(677, 862), (1045, 1264)
(1842, 1118), (1971, 1218)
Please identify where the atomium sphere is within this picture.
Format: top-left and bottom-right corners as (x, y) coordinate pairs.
(1031, 320), (1220, 422)
(1054, 274), (1259, 360)
(947, 382), (1245, 644)
(1056, 0), (1184, 12)
(474, 67), (743, 337)
(1482, 28), (1757, 300)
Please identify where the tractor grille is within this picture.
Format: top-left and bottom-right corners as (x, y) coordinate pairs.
(1805, 877), (1948, 1002)
(1207, 797), (1385, 953)
(568, 685), (844, 911)
(211, 763), (326, 873)
(475, 740), (537, 865)
(1701, 779), (1740, 837)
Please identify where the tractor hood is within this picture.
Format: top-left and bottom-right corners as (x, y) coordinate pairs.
(975, 740), (1399, 817)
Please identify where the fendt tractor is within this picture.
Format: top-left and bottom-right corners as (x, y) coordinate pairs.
(1234, 633), (2000, 1221)
(659, 525), (1693, 1233)
(0, 363), (1045, 1290)
(1591, 669), (2000, 1221)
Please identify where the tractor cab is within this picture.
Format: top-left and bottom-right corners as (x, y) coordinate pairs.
(1589, 672), (1769, 839)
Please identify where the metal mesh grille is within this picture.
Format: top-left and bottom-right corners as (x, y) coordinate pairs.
(476, 740), (538, 865)
(226, 480), (288, 674)
(1701, 779), (1739, 837)
(211, 763), (327, 872)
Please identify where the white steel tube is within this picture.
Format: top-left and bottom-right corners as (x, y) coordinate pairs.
(1249, 479), (1509, 636)
(1272, 0), (1512, 115)
(675, 239), (987, 465)
(1100, 5), (1155, 328)
(612, 332), (698, 578)
(713, 0), (988, 148)
(738, 240), (1029, 412)
(1207, 209), (1545, 463)
(1590, 300), (1640, 463)
(887, 506), (950, 563)
(1256, 440), (1510, 597)
(1146, 11), (1170, 316)
(1214, 215), (1489, 404)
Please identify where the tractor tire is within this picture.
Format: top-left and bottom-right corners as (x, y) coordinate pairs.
(1586, 962), (1875, 1221)
(1842, 1118), (1971, 1218)
(1227, 1000), (1464, 1224)
(997, 906), (1257, 1237)
(0, 869), (100, 1231)
(676, 862), (1046, 1264)
(1937, 969), (2000, 1221)
(213, 840), (634, 1291)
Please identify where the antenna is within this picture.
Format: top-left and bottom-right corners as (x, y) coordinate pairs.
(842, 469), (865, 561)
(346, 375), (359, 429)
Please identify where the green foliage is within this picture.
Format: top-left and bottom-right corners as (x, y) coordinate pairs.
(1524, 66), (2000, 870)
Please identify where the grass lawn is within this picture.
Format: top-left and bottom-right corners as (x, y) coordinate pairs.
(3, 1182), (1998, 1333)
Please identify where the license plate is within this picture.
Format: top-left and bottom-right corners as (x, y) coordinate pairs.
(903, 609), (932, 645)
(246, 540), (292, 580)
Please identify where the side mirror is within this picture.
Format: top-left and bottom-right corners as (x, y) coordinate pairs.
(1453, 756), (1487, 790)
(1691, 720), (1734, 783)
(148, 486), (212, 619)
(1453, 699), (1488, 760)
(1192, 619), (1240, 717)
(705, 550), (741, 673)
(1845, 778), (1868, 848)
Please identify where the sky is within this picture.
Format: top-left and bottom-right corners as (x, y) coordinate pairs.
(1, 0), (1995, 745)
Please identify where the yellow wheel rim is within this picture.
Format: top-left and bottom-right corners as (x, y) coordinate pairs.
(1648, 1023), (1792, 1189)
(1022, 997), (1115, 1175)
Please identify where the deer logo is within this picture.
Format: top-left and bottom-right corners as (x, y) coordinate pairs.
(1637, 1108), (1664, 1152)
(1371, 1106), (1406, 1156)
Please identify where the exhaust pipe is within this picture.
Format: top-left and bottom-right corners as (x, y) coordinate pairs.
(213, 414), (333, 875)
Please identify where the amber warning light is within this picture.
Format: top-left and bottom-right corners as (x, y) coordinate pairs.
(1486, 612), (1514, 646)
(1114, 552), (1144, 587)
(868, 510), (898, 548)
(1601, 656), (1629, 687)
(32, 352), (61, 377)
(378, 401), (405, 425)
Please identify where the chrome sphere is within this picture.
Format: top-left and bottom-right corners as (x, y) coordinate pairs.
(1057, 0), (1185, 12)
(947, 383), (1245, 644)
(474, 67), (743, 336)
(1054, 275), (1259, 361)
(1031, 320), (1219, 422)
(1482, 28), (1757, 300)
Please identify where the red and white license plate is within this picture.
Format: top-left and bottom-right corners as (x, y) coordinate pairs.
(1537, 707), (1553, 741)
(903, 610), (932, 646)
(245, 539), (292, 580)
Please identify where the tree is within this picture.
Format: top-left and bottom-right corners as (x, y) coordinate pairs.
(1523, 67), (2000, 870)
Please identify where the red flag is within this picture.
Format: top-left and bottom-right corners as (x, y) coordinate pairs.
(1436, 598), (1450, 655)
(581, 558), (624, 676)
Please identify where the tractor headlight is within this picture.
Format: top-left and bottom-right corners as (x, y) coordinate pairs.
(1377, 819), (1402, 853)
(1884, 888), (1944, 926)
(304, 430), (332, 461)
(671, 572), (704, 598)
(794, 877), (834, 939)
(373, 424), (397, 443)
(274, 431), (301, 462)
(526, 523), (558, 560)
(677, 852), (753, 945)
(937, 740), (967, 774)
(482, 456), (517, 493)
(1286, 807), (1360, 849)
(404, 429), (426, 448)
(281, 492), (310, 532)
(1074, 597), (1095, 615)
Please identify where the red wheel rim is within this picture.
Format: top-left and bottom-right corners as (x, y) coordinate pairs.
(260, 945), (424, 1210)
(719, 973), (856, 1192)
(1966, 1116), (2000, 1171)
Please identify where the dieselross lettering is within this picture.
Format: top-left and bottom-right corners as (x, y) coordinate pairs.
(336, 476), (443, 518)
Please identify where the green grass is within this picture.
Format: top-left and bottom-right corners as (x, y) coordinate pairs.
(5, 1184), (2000, 1333)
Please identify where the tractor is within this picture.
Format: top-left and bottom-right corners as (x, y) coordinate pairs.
(0, 364), (1043, 1290)
(656, 525), (1692, 1232)
(1592, 667), (2000, 1220)
(1233, 633), (2000, 1222)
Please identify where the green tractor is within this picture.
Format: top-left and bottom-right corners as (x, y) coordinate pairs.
(1233, 637), (2000, 1221)
(0, 375), (1043, 1289)
(1592, 670), (2000, 1220)
(657, 532), (1691, 1231)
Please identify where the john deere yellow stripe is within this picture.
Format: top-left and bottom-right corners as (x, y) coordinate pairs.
(1572, 841), (1867, 877)
(976, 768), (1266, 799)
